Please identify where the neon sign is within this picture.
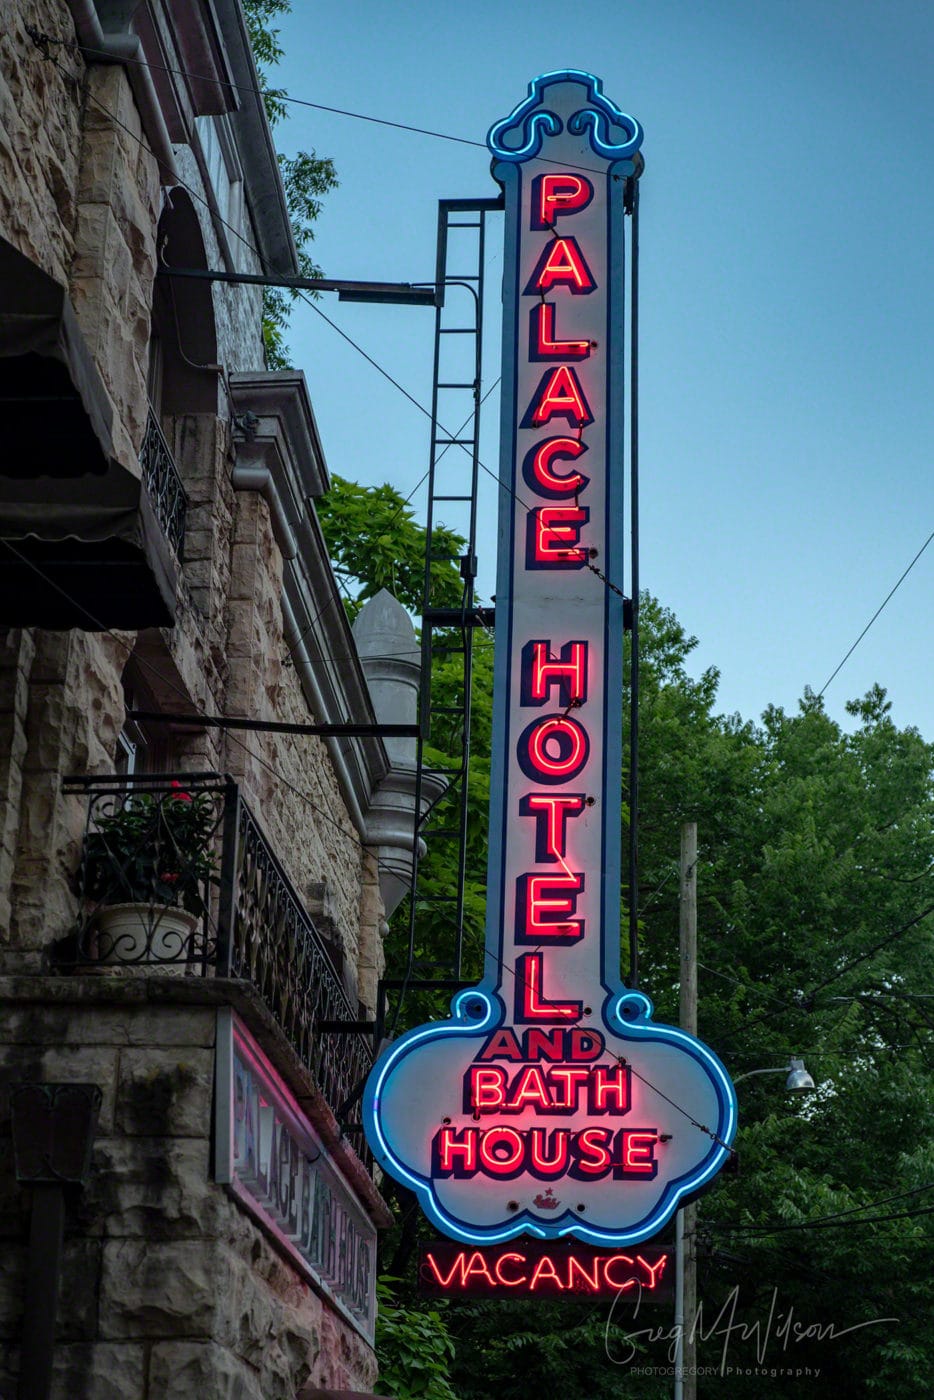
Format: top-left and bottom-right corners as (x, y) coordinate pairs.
(363, 71), (737, 1247)
(418, 1241), (672, 1301)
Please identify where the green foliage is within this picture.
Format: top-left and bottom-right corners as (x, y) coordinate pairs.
(241, 0), (338, 368)
(83, 787), (216, 916)
(317, 473), (466, 622)
(375, 1280), (461, 1400)
(323, 473), (934, 1395)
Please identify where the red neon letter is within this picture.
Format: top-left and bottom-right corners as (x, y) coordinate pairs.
(573, 1127), (614, 1177)
(530, 1255), (565, 1291)
(523, 640), (588, 707)
(603, 1255), (638, 1292)
(494, 1253), (529, 1287)
(527, 237), (595, 294)
(530, 302), (591, 360)
(477, 1028), (525, 1061)
(526, 366), (593, 428)
(528, 506), (590, 567)
(532, 172), (594, 229)
(424, 1252), (466, 1288)
(515, 952), (582, 1023)
(568, 1029), (604, 1061)
(523, 437), (589, 499)
(433, 1126), (477, 1176)
(462, 1252), (496, 1284)
(590, 1064), (631, 1113)
(519, 793), (586, 862)
(478, 1126), (525, 1175)
(636, 1254), (668, 1290)
(507, 1064), (553, 1111)
(516, 872), (585, 942)
(548, 1066), (592, 1110)
(567, 1255), (601, 1292)
(518, 715), (590, 783)
(466, 1065), (507, 1113)
(621, 1130), (659, 1176)
(529, 1128), (570, 1175)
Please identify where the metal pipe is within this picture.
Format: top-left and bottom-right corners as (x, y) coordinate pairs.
(160, 264), (437, 304)
(18, 1185), (66, 1400)
(628, 172), (641, 989)
(65, 0), (179, 182)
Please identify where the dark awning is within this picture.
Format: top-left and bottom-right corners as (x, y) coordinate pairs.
(0, 237), (177, 628)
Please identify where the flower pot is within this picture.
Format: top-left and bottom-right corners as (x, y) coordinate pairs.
(91, 902), (199, 969)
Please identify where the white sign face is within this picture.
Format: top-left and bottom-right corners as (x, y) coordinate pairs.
(364, 71), (737, 1247)
(215, 1013), (377, 1339)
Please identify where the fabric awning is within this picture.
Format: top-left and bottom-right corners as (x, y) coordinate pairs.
(0, 237), (177, 628)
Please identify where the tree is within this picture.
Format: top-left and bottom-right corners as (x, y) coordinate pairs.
(322, 477), (934, 1395)
(242, 0), (338, 368)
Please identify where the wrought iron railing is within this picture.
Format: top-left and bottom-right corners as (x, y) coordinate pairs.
(62, 773), (372, 1160)
(140, 407), (187, 559)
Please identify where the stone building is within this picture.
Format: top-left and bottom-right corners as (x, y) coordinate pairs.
(0, 2), (416, 1395)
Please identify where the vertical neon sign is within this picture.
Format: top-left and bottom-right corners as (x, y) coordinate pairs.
(364, 72), (737, 1247)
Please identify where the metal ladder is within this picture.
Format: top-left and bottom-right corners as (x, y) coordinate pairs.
(379, 196), (502, 1035)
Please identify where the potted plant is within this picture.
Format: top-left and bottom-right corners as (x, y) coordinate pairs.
(81, 782), (217, 965)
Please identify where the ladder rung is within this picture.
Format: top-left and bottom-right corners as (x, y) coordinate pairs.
(436, 437), (474, 446)
(437, 382), (477, 390)
(433, 494), (472, 502)
(439, 328), (477, 335)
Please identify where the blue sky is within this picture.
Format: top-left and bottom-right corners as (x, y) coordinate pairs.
(270, 1), (934, 737)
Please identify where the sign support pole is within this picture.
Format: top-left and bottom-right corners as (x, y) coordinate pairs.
(676, 821), (698, 1398)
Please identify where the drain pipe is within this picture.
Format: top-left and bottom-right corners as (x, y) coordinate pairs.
(66, 0), (179, 183)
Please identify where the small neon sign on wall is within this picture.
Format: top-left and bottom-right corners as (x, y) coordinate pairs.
(363, 71), (737, 1247)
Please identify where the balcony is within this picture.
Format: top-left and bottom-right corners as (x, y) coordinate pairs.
(60, 772), (372, 1159)
(140, 408), (188, 561)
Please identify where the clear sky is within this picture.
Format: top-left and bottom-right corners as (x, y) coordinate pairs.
(270, 1), (934, 738)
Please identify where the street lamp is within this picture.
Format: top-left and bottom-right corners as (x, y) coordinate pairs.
(732, 1057), (816, 1092)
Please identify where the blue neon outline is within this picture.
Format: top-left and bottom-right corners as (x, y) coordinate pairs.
(487, 69), (643, 164)
(364, 78), (735, 1248)
(363, 990), (737, 1247)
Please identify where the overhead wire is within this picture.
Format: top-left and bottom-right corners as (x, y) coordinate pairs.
(29, 27), (632, 180)
(0, 539), (387, 871)
(818, 528), (934, 697)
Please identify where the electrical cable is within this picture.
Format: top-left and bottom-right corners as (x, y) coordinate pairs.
(0, 539), (386, 868)
(818, 528), (934, 698)
(28, 26), (629, 180)
(37, 42), (631, 613)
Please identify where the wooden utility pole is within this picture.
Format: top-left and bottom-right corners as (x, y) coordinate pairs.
(678, 821), (698, 1399)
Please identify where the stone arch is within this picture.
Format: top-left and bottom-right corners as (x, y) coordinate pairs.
(149, 188), (219, 416)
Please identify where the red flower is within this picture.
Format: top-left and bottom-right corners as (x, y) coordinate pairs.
(159, 871), (180, 885)
(169, 781), (192, 803)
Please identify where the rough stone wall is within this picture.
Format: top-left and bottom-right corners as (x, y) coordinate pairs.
(0, 983), (379, 1398)
(71, 63), (161, 466)
(222, 491), (366, 992)
(0, 1), (83, 284)
(3, 630), (129, 971)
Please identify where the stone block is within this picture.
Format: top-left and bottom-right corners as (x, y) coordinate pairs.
(99, 1238), (219, 1338)
(0, 1002), (216, 1054)
(59, 1239), (103, 1341)
(52, 1342), (146, 1400)
(80, 1135), (225, 1241)
(114, 1047), (214, 1138)
(148, 1341), (266, 1399)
